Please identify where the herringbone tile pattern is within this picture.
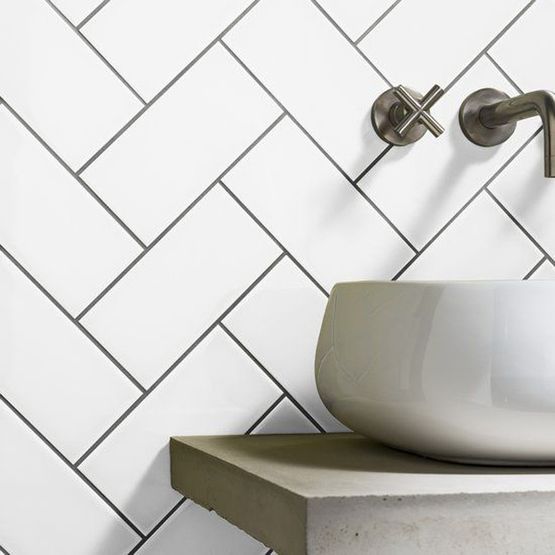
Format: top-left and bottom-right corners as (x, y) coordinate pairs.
(0, 0), (552, 553)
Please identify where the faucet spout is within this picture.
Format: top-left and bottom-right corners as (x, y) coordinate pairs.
(479, 90), (555, 178)
(459, 89), (555, 178)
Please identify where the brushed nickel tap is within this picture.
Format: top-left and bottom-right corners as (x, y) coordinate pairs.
(459, 88), (555, 177)
(371, 84), (445, 146)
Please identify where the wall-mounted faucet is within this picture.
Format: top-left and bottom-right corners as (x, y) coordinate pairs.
(371, 84), (445, 146)
(459, 89), (555, 177)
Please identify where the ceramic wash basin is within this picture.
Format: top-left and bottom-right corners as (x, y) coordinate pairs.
(315, 280), (555, 465)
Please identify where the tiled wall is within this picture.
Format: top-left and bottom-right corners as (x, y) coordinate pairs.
(0, 0), (553, 553)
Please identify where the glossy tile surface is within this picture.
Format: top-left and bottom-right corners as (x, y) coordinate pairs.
(0, 0), (551, 551)
(82, 186), (279, 387)
(225, 256), (347, 431)
(82, 0), (253, 100)
(225, 0), (389, 178)
(316, 0), (398, 41)
(0, 402), (139, 554)
(224, 118), (414, 287)
(0, 251), (140, 462)
(489, 0), (555, 92)
(359, 0), (529, 90)
(489, 135), (555, 259)
(401, 194), (541, 280)
(0, 0), (141, 169)
(50, 0), (104, 25)
(82, 45), (280, 244)
(80, 329), (280, 532)
(0, 106), (141, 315)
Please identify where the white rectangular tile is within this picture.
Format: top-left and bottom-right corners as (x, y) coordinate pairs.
(225, 0), (388, 178)
(82, 0), (252, 100)
(82, 44), (280, 244)
(359, 0), (529, 91)
(401, 194), (541, 281)
(489, 0), (554, 92)
(0, 106), (141, 316)
(82, 185), (280, 387)
(253, 398), (319, 434)
(136, 501), (267, 555)
(225, 257), (347, 431)
(81, 328), (280, 533)
(316, 0), (398, 41)
(0, 0), (141, 170)
(224, 117), (414, 287)
(1, 1), (551, 554)
(359, 57), (538, 249)
(0, 251), (140, 462)
(51, 0), (104, 25)
(489, 134), (555, 259)
(0, 402), (139, 555)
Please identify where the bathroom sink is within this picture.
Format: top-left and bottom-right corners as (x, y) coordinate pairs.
(315, 280), (555, 465)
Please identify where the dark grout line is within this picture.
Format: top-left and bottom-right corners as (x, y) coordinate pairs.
(75, 181), (147, 249)
(244, 394), (287, 435)
(220, 180), (329, 298)
(0, 243), (146, 393)
(76, 112), (286, 321)
(76, 0), (264, 175)
(43, 0), (146, 105)
(354, 0), (404, 45)
(77, 0), (112, 29)
(523, 256), (547, 280)
(2, 1), (541, 550)
(0, 543), (10, 555)
(220, 39), (417, 254)
(0, 393), (145, 539)
(390, 252), (419, 281)
(75, 253), (287, 467)
(309, 0), (392, 86)
(218, 254), (284, 322)
(78, 35), (146, 105)
(355, 49), (392, 88)
(126, 394), (289, 553)
(392, 126), (543, 280)
(127, 497), (188, 555)
(444, 0), (536, 94)
(75, 393), (147, 467)
(485, 52), (524, 95)
(78, 325), (146, 392)
(76, 107), (146, 175)
(3, 2), (541, 548)
(0, 101), (146, 250)
(354, 144), (393, 183)
(75, 181), (219, 321)
(351, 181), (418, 253)
(219, 323), (326, 433)
(485, 188), (555, 265)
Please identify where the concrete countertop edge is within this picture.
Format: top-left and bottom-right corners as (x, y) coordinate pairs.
(170, 436), (309, 554)
(169, 435), (555, 554)
(169, 435), (310, 499)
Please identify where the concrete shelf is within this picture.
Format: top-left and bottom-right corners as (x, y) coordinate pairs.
(170, 433), (555, 554)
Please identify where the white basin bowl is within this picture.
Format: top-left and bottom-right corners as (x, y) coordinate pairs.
(315, 280), (555, 465)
